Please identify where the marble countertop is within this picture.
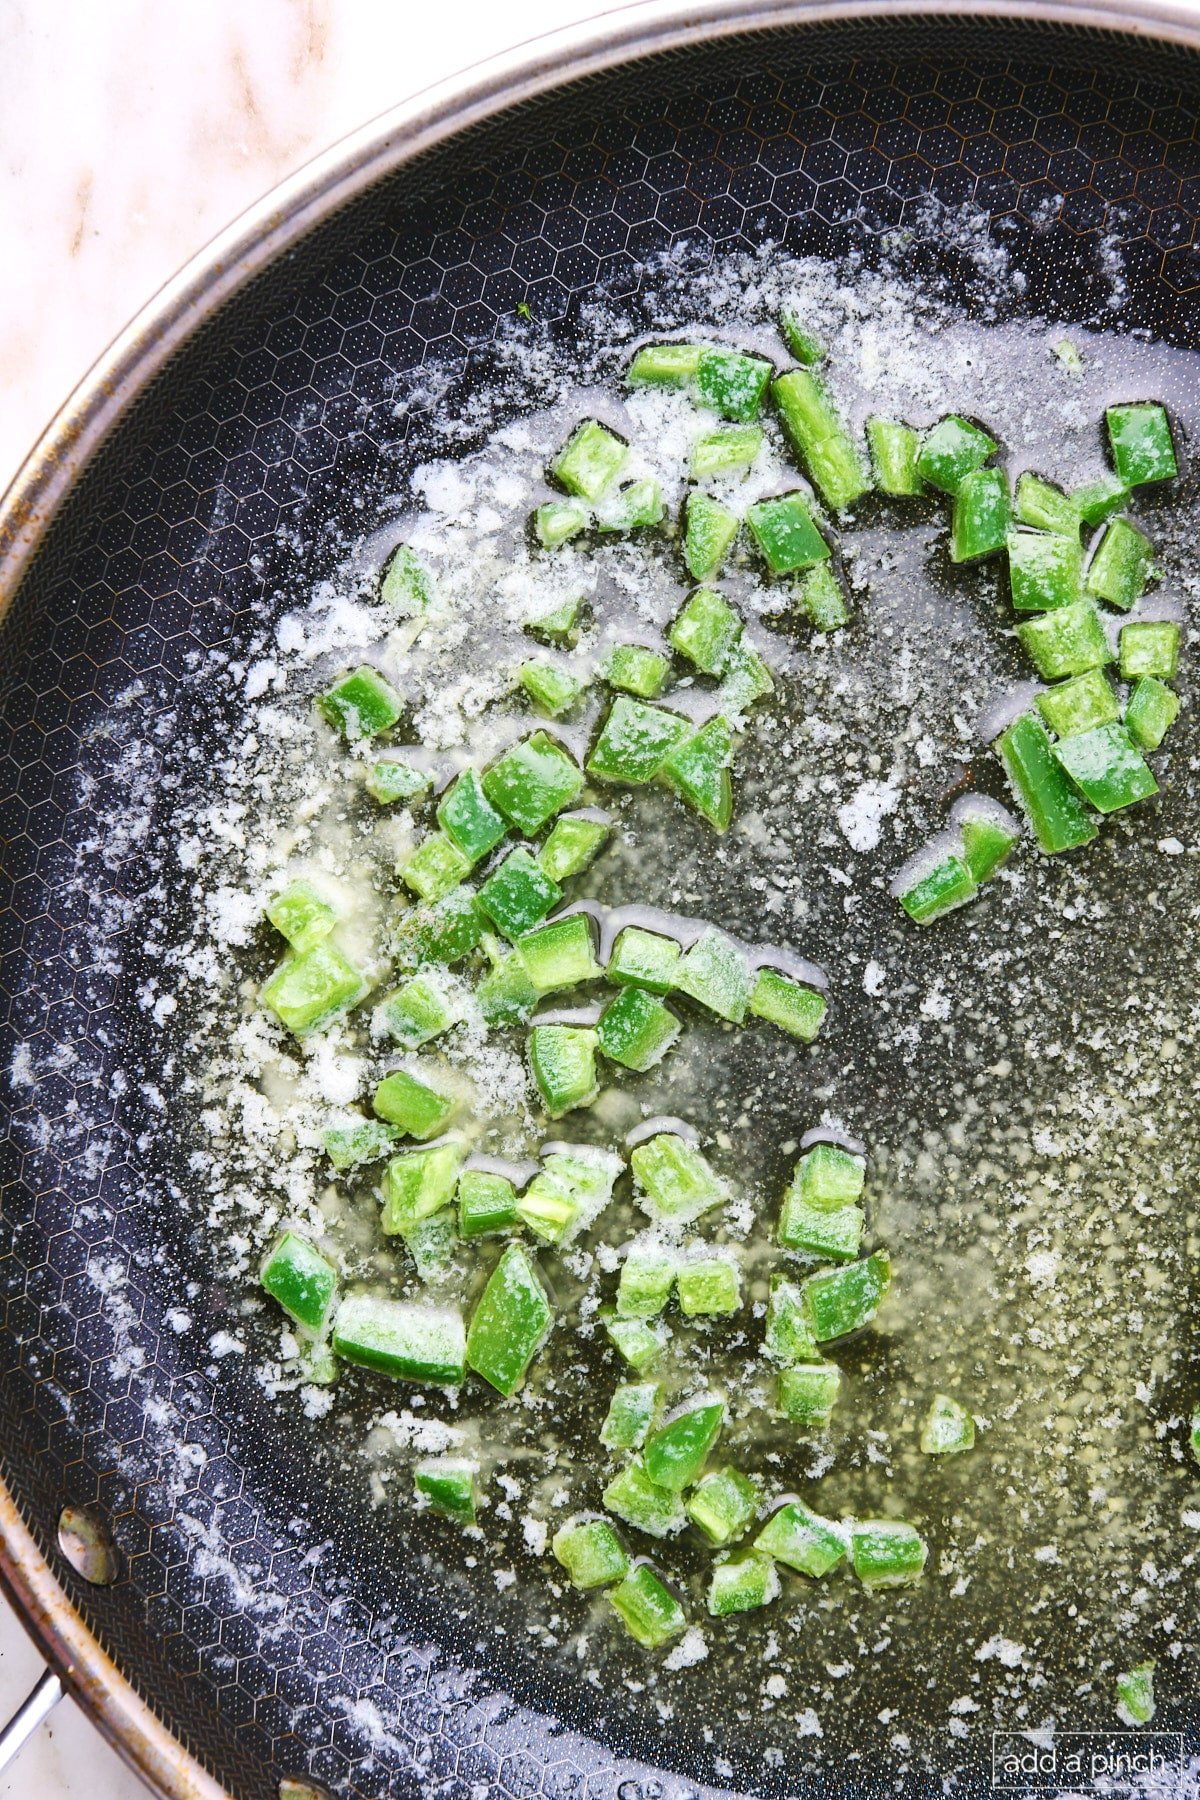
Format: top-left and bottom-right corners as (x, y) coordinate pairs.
(0, 3), (606, 1793)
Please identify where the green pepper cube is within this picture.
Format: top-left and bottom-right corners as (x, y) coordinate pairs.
(266, 880), (336, 953)
(261, 943), (368, 1036)
(668, 587), (742, 674)
(475, 847), (562, 940)
(1052, 722), (1158, 813)
(756, 1500), (846, 1578)
(607, 1563), (687, 1648)
(631, 1133), (725, 1225)
(373, 1067), (456, 1140)
(626, 342), (703, 387)
(644, 1399), (725, 1492)
(528, 1024), (599, 1117)
(779, 308), (825, 365)
(920, 1393), (976, 1455)
(376, 973), (461, 1049)
(476, 949), (538, 1027)
(465, 1242), (553, 1397)
(950, 466), (1010, 562)
(413, 1456), (476, 1524)
(595, 478), (665, 534)
(537, 812), (611, 881)
(798, 563), (850, 632)
(897, 850), (977, 925)
(771, 370), (870, 508)
(365, 754), (432, 806)
(323, 1119), (400, 1172)
(260, 1231), (337, 1334)
(587, 697), (692, 784)
(1192, 1413), (1200, 1466)
(603, 1460), (687, 1538)
(604, 1313), (668, 1373)
(381, 1142), (464, 1231)
(996, 714), (1099, 853)
(1120, 618), (1180, 680)
(808, 433), (873, 512)
(552, 1516), (629, 1589)
(677, 1256), (741, 1317)
(515, 1156), (590, 1244)
(1017, 599), (1111, 679)
(777, 1175), (864, 1259)
(1036, 668), (1120, 738)
(526, 595), (584, 644)
(850, 1519), (927, 1588)
(686, 1467), (758, 1547)
(617, 1245), (677, 1319)
(380, 543), (436, 614)
(764, 1275), (822, 1365)
(916, 416), (996, 494)
(332, 1292), (465, 1385)
(400, 1209), (457, 1284)
(719, 639), (775, 716)
(777, 1362), (841, 1425)
(802, 1250), (891, 1341)
(533, 501), (589, 549)
(683, 491), (739, 582)
(955, 797), (1021, 883)
(519, 659), (585, 719)
(674, 928), (752, 1022)
(746, 494), (831, 575)
(608, 926), (682, 995)
(1015, 472), (1080, 535)
(550, 418), (628, 501)
(318, 665), (403, 741)
(749, 968), (826, 1041)
(691, 423), (763, 480)
(867, 417), (925, 496)
(395, 886), (483, 970)
(794, 1142), (865, 1206)
(457, 1168), (518, 1239)
(696, 346), (773, 421)
(601, 1381), (659, 1450)
(1007, 529), (1083, 613)
(601, 644), (669, 699)
(437, 769), (508, 864)
(708, 1553), (779, 1617)
(1073, 470), (1129, 526)
(1124, 676), (1180, 751)
(661, 717), (735, 833)
(516, 913), (599, 995)
(483, 731), (583, 835)
(1107, 402), (1176, 487)
(401, 831), (473, 903)
(598, 986), (680, 1072)
(1086, 517), (1154, 611)
(1116, 1662), (1156, 1726)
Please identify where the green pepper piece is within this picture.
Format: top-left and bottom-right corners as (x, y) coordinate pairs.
(696, 346), (773, 421)
(457, 1168), (518, 1239)
(667, 587), (742, 674)
(749, 968), (826, 1041)
(476, 949), (538, 1026)
(898, 850), (977, 925)
(1124, 676), (1180, 751)
(364, 754), (432, 806)
(867, 417), (925, 496)
(600, 644), (670, 699)
(795, 1141), (865, 1205)
(373, 1068), (456, 1139)
(475, 847), (562, 940)
(380, 1142), (464, 1231)
(394, 886), (483, 970)
(1192, 1413), (1200, 1466)
(771, 370), (870, 508)
(537, 812), (611, 880)
(1116, 1662), (1156, 1726)
(332, 1292), (465, 1385)
(915, 415), (996, 494)
(776, 1362), (841, 1424)
(682, 491), (739, 582)
(265, 880), (336, 953)
(607, 1563), (687, 1647)
(1007, 529), (1083, 613)
(1052, 723), (1157, 813)
(401, 831), (473, 903)
(413, 1455), (476, 1524)
(920, 1393), (976, 1455)
(802, 1250), (891, 1340)
(595, 477), (664, 534)
(718, 639), (775, 716)
(1086, 516), (1154, 611)
(674, 928), (752, 1022)
(686, 1467), (758, 1547)
(465, 1243), (553, 1397)
(1073, 470), (1129, 526)
(952, 797), (1019, 882)
(1120, 618), (1180, 680)
(260, 1231), (338, 1334)
(608, 926), (682, 995)
(380, 543), (436, 615)
(604, 1313), (668, 1373)
(1017, 600), (1111, 679)
(1036, 668), (1120, 738)
(519, 660), (585, 719)
(518, 1146), (620, 1243)
(400, 1209), (457, 1284)
(950, 467), (1010, 562)
(598, 986), (681, 1072)
(1107, 403), (1176, 487)
(626, 342), (704, 387)
(617, 1245), (677, 1319)
(528, 1024), (600, 1117)
(676, 1256), (741, 1316)
(261, 943), (368, 1036)
(323, 1118), (400, 1172)
(516, 913), (600, 995)
(764, 1275), (822, 1365)
(797, 562), (849, 632)
(631, 1133), (724, 1225)
(1015, 472), (1080, 535)
(661, 717), (735, 833)
(779, 308), (825, 365)
(850, 1519), (927, 1588)
(756, 1500), (846, 1577)
(318, 665), (403, 741)
(690, 424), (763, 480)
(525, 594), (585, 644)
(644, 1400), (725, 1491)
(601, 1381), (659, 1450)
(483, 731), (584, 835)
(777, 1169), (864, 1259)
(552, 1516), (629, 1589)
(708, 1553), (780, 1617)
(603, 1460), (687, 1538)
(376, 972), (462, 1049)
(550, 418), (628, 501)
(587, 697), (692, 784)
(437, 769), (508, 864)
(996, 714), (1098, 853)
(746, 493), (831, 574)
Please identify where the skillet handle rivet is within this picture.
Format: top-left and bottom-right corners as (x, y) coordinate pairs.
(56, 1507), (118, 1587)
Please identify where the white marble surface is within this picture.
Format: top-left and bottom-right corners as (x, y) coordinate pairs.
(0, 3), (610, 1793)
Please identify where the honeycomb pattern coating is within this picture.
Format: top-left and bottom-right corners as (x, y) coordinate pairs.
(2, 20), (1200, 1800)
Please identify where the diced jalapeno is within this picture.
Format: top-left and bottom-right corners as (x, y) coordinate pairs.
(661, 717), (735, 833)
(437, 769), (508, 864)
(764, 1275), (822, 1365)
(381, 1142), (464, 1232)
(604, 1312), (668, 1373)
(696, 346), (773, 421)
(607, 1562), (687, 1647)
(476, 949), (538, 1026)
(779, 308), (825, 365)
(519, 1146), (621, 1244)
(1015, 473), (1080, 535)
(483, 732), (583, 835)
(627, 342), (704, 387)
(1036, 668), (1120, 738)
(413, 1456), (477, 1524)
(691, 424), (763, 480)
(1116, 1662), (1156, 1726)
(631, 1133), (725, 1225)
(920, 1393), (976, 1454)
(1086, 517), (1154, 611)
(718, 639), (775, 716)
(797, 562), (849, 632)
(897, 849), (977, 925)
(676, 1255), (741, 1316)
(601, 1381), (659, 1450)
(261, 943), (368, 1036)
(1073, 470), (1129, 526)
(537, 812), (611, 881)
(526, 594), (585, 644)
(746, 493), (831, 574)
(756, 1500), (845, 1576)
(797, 1141), (866, 1205)
(376, 972), (462, 1049)
(1052, 722), (1157, 813)
(708, 1553), (779, 1616)
(550, 419), (628, 501)
(749, 968), (827, 1041)
(600, 644), (670, 699)
(323, 1118), (400, 1172)
(266, 880), (336, 953)
(777, 1172), (864, 1259)
(476, 848), (562, 940)
(916, 416), (996, 495)
(996, 714), (1099, 853)
(365, 754), (432, 806)
(686, 1467), (758, 1547)
(617, 1245), (677, 1319)
(516, 913), (601, 994)
(1124, 676), (1180, 751)
(465, 1242), (553, 1397)
(668, 587), (742, 674)
(588, 696), (692, 785)
(457, 1168), (518, 1239)
(395, 886), (482, 969)
(1120, 618), (1180, 680)
(260, 1231), (338, 1334)
(528, 1024), (600, 1117)
(850, 1519), (927, 1588)
(595, 477), (665, 534)
(1107, 402), (1176, 487)
(1017, 600), (1111, 679)
(603, 1460), (687, 1538)
(608, 926), (682, 994)
(867, 417), (925, 496)
(332, 1293), (465, 1385)
(955, 797), (1020, 884)
(400, 1209), (457, 1283)
(598, 986), (681, 1071)
(802, 1250), (891, 1340)
(674, 928), (752, 1022)
(1008, 529), (1083, 613)
(381, 543), (436, 615)
(771, 370), (870, 508)
(644, 1399), (724, 1491)
(319, 665), (403, 741)
(777, 1363), (841, 1425)
(553, 1516), (629, 1589)
(683, 491), (739, 582)
(950, 467), (1010, 562)
(402, 832), (473, 903)
(519, 659), (585, 719)
(373, 1068), (456, 1141)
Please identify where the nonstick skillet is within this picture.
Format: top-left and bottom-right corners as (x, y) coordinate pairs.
(2, 4), (1200, 1796)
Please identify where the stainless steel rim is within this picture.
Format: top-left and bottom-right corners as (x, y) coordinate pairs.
(2, 2), (1199, 1794)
